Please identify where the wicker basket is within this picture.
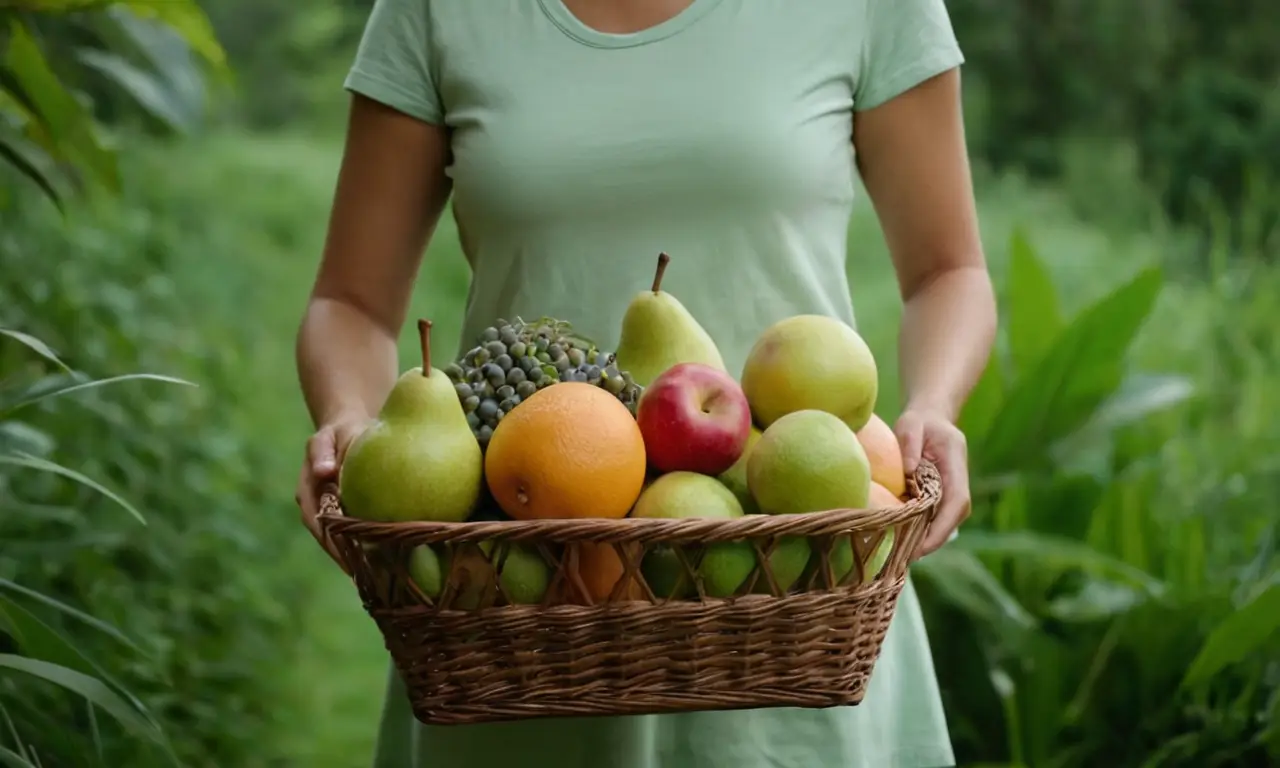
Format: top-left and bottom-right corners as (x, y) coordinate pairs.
(316, 460), (941, 726)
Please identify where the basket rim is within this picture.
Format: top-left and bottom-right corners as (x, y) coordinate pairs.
(316, 460), (942, 546)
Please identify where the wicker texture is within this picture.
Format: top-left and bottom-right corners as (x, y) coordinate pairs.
(317, 460), (942, 726)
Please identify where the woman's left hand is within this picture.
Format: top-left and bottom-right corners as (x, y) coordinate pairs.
(894, 407), (971, 560)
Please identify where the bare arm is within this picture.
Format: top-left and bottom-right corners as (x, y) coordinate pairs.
(853, 67), (997, 555)
(296, 93), (453, 430)
(854, 68), (996, 423)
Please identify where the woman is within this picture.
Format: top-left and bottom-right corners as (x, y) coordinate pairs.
(294, 0), (996, 766)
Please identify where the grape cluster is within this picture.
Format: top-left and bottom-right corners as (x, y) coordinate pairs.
(444, 317), (643, 447)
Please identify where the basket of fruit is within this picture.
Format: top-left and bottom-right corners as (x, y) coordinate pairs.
(317, 254), (942, 726)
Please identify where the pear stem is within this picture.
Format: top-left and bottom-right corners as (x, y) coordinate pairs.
(651, 252), (671, 294)
(418, 319), (432, 377)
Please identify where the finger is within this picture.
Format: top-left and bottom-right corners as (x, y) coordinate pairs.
(894, 413), (925, 475)
(915, 444), (971, 558)
(333, 420), (367, 467)
(307, 427), (338, 478)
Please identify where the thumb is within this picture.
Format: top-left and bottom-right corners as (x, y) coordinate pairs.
(894, 412), (925, 476)
(308, 426), (339, 478)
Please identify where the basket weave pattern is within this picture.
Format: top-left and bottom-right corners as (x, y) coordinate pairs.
(318, 461), (941, 726)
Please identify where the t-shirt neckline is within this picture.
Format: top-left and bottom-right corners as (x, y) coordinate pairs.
(538, 0), (723, 49)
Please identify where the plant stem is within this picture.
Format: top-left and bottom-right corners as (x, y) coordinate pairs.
(652, 252), (671, 293)
(418, 319), (432, 376)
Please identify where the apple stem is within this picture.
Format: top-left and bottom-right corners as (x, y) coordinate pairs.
(418, 319), (432, 376)
(651, 252), (671, 294)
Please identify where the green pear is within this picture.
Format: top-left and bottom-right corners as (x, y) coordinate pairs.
(408, 544), (445, 599)
(339, 320), (483, 523)
(614, 253), (727, 387)
(747, 410), (872, 517)
(717, 425), (763, 515)
(632, 471), (755, 599)
(741, 314), (879, 431)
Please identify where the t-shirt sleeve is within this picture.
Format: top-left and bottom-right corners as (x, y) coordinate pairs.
(343, 0), (443, 125)
(853, 0), (965, 112)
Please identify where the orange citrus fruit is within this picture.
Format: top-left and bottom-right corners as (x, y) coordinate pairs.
(484, 382), (647, 521)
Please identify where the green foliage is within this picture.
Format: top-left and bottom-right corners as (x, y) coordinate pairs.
(0, 0), (227, 208)
(916, 232), (1280, 767)
(951, 0), (1280, 249)
(0, 328), (190, 767)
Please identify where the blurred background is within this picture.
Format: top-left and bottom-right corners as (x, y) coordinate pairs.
(0, 1), (1276, 766)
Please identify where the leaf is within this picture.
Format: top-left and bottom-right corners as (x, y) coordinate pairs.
(1086, 373), (1195, 431)
(0, 422), (55, 457)
(3, 20), (119, 192)
(75, 50), (195, 132)
(0, 453), (146, 525)
(0, 372), (195, 417)
(0, 595), (98, 678)
(0, 655), (165, 747)
(0, 130), (64, 212)
(976, 266), (1163, 475)
(952, 530), (1168, 596)
(0, 329), (70, 373)
(0, 579), (140, 653)
(1006, 229), (1064, 373)
(914, 548), (1038, 635)
(118, 0), (228, 73)
(0, 746), (36, 768)
(958, 354), (1005, 445)
(1182, 583), (1280, 688)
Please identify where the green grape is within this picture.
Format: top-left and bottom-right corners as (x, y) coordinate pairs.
(540, 364), (558, 380)
(567, 348), (585, 367)
(478, 425), (494, 447)
(586, 365), (601, 380)
(495, 353), (514, 371)
(463, 395), (481, 413)
(534, 337), (549, 353)
(444, 363), (465, 381)
(499, 327), (519, 347)
(509, 341), (527, 358)
(603, 375), (626, 395)
(473, 347), (491, 366)
(499, 397), (518, 413)
(485, 340), (508, 358)
(506, 367), (527, 386)
(480, 327), (500, 343)
(466, 412), (480, 430)
(554, 356), (572, 373)
(516, 380), (538, 399)
(454, 382), (474, 400)
(496, 384), (515, 401)
(536, 351), (551, 364)
(484, 364), (506, 388)
(547, 343), (564, 360)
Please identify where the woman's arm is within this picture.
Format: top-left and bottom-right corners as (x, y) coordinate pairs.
(853, 67), (997, 557)
(294, 93), (452, 559)
(298, 93), (453, 428)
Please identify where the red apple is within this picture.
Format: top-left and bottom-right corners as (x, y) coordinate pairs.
(635, 362), (752, 475)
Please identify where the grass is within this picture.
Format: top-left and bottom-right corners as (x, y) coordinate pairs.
(135, 129), (1213, 766)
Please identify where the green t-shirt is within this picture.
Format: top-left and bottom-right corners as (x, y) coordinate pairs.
(344, 1), (964, 766)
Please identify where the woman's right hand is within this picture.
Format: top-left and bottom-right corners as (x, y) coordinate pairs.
(295, 415), (374, 575)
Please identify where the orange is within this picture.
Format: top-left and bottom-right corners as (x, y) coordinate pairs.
(485, 382), (647, 521)
(855, 413), (907, 499)
(567, 541), (645, 604)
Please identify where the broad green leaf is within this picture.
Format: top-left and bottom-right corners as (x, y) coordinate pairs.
(0, 453), (146, 525)
(976, 266), (1163, 475)
(1182, 583), (1280, 688)
(1086, 373), (1195, 432)
(0, 372), (195, 417)
(914, 548), (1037, 635)
(3, 20), (119, 191)
(119, 0), (227, 73)
(76, 50), (195, 132)
(1006, 229), (1064, 373)
(0, 329), (69, 372)
(0, 579), (139, 653)
(1047, 579), (1145, 622)
(958, 354), (1005, 445)
(0, 655), (164, 747)
(952, 531), (1167, 596)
